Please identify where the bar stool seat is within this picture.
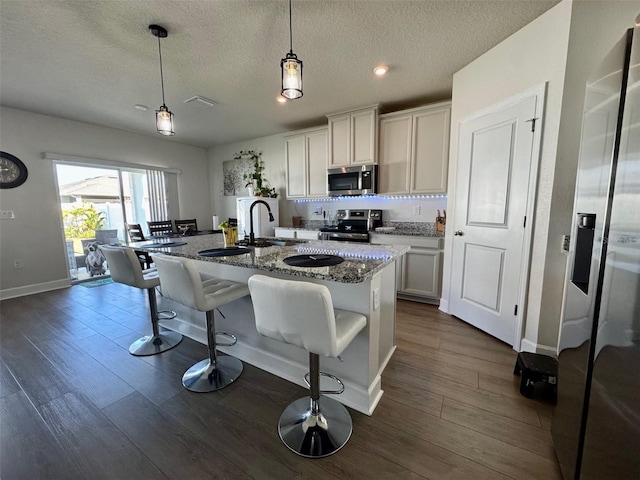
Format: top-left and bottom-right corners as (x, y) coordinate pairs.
(99, 245), (182, 356)
(248, 274), (367, 458)
(152, 254), (249, 392)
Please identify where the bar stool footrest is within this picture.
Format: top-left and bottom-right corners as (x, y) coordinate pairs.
(304, 371), (345, 395)
(157, 310), (177, 320)
(214, 332), (238, 347)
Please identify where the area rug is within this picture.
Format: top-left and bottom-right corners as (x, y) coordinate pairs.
(79, 277), (114, 288)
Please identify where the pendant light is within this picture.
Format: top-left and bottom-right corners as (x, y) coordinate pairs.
(280, 0), (303, 100)
(149, 24), (175, 136)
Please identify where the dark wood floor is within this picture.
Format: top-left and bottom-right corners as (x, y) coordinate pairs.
(0, 283), (561, 479)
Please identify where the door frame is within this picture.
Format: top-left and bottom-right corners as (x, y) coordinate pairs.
(443, 83), (546, 350)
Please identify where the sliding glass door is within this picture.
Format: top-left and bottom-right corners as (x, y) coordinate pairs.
(56, 163), (152, 282)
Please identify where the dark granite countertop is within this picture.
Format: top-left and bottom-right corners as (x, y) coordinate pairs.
(130, 234), (408, 284)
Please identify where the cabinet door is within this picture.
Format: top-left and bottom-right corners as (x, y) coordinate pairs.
(352, 109), (377, 165)
(306, 129), (328, 197)
(401, 248), (441, 298)
(328, 114), (351, 167)
(285, 135), (306, 198)
(379, 115), (411, 194)
(411, 107), (450, 194)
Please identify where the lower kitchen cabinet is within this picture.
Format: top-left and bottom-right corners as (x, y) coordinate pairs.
(402, 248), (441, 298)
(370, 234), (443, 304)
(274, 227), (297, 239)
(273, 227), (319, 240)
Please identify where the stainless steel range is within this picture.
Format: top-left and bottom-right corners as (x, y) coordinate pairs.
(319, 209), (382, 243)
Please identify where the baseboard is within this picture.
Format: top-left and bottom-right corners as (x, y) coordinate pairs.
(438, 298), (449, 313)
(397, 293), (439, 305)
(520, 338), (557, 357)
(0, 279), (71, 300)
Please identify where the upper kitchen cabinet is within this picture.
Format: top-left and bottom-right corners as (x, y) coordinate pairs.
(285, 127), (328, 199)
(379, 102), (451, 195)
(327, 105), (378, 167)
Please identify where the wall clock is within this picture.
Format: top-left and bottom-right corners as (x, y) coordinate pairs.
(0, 151), (28, 189)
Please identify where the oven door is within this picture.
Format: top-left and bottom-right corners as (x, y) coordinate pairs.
(319, 231), (370, 243)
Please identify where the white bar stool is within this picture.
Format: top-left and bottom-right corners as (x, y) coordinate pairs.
(99, 245), (182, 356)
(152, 254), (249, 392)
(248, 274), (367, 458)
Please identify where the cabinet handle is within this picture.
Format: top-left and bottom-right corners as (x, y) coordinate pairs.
(454, 230), (464, 236)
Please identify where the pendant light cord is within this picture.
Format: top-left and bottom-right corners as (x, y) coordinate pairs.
(157, 36), (166, 105)
(288, 0), (293, 54)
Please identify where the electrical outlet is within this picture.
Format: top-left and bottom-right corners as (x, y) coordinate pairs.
(0, 210), (15, 219)
(413, 205), (421, 216)
(373, 288), (380, 311)
(13, 259), (24, 269)
(562, 235), (570, 253)
(315, 205), (323, 215)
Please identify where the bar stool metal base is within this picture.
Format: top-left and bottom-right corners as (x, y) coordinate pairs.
(129, 330), (183, 356)
(182, 355), (243, 392)
(278, 396), (353, 458)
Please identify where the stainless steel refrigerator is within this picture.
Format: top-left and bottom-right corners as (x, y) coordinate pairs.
(553, 27), (640, 479)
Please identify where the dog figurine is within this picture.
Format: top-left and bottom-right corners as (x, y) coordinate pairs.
(85, 241), (106, 277)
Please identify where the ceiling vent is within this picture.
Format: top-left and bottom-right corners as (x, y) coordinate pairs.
(183, 95), (216, 108)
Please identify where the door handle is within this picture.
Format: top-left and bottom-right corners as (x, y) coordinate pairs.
(454, 230), (464, 236)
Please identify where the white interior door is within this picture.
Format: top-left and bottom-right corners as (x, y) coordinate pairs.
(450, 95), (539, 345)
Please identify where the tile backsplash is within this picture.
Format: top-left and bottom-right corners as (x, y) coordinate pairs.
(286, 196), (448, 226)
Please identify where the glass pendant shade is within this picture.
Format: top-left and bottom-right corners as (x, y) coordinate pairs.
(281, 53), (303, 99)
(156, 105), (175, 136)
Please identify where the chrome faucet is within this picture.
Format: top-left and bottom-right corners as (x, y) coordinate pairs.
(249, 200), (274, 245)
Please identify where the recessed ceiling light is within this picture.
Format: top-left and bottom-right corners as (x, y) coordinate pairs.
(134, 104), (149, 111)
(276, 95), (288, 104)
(373, 65), (388, 76)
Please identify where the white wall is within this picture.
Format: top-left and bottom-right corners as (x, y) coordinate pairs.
(208, 133), (289, 225)
(536, 0), (640, 348)
(442, 0), (640, 352)
(0, 107), (210, 298)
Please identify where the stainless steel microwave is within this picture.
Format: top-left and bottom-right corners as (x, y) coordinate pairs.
(327, 164), (378, 196)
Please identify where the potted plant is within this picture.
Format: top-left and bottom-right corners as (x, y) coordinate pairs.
(235, 150), (278, 198)
(217, 220), (238, 247)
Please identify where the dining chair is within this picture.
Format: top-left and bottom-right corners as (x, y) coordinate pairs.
(174, 219), (198, 234)
(125, 223), (153, 269)
(147, 220), (174, 236)
(126, 223), (146, 242)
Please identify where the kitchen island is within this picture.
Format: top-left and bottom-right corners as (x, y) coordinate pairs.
(131, 234), (408, 415)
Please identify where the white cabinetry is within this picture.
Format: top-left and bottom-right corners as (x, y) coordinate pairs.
(369, 234), (443, 304)
(273, 228), (320, 241)
(327, 105), (378, 167)
(285, 127), (328, 199)
(379, 102), (451, 195)
(274, 227), (297, 239)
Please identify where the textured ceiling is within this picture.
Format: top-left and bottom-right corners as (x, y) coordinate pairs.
(0, 0), (559, 148)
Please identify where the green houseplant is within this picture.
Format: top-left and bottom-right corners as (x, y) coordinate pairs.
(235, 150), (278, 197)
